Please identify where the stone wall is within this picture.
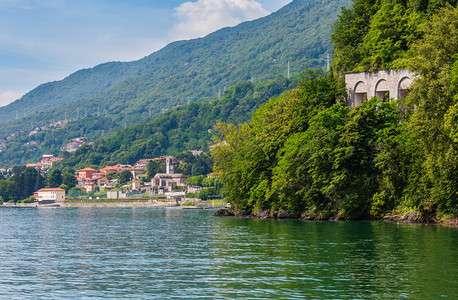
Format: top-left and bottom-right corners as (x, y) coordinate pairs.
(345, 69), (415, 106)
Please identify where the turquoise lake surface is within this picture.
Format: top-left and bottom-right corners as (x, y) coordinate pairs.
(0, 207), (456, 299)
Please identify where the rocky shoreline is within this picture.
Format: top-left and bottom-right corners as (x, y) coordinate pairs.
(213, 208), (458, 226)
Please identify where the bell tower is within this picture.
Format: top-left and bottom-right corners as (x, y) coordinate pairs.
(166, 156), (174, 174)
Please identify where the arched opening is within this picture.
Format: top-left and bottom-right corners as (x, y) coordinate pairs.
(398, 76), (412, 99)
(375, 79), (390, 102)
(354, 81), (367, 105)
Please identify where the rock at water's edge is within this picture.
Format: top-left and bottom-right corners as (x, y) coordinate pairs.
(213, 208), (235, 217)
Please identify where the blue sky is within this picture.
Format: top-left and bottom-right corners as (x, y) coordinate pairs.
(0, 0), (291, 107)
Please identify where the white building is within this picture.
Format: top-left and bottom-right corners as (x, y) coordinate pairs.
(35, 188), (66, 203)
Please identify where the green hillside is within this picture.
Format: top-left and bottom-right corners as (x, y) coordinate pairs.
(0, 61), (140, 123)
(0, 0), (351, 140)
(54, 77), (296, 171)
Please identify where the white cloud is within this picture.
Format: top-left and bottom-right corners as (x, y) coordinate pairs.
(171, 0), (268, 40)
(0, 90), (24, 107)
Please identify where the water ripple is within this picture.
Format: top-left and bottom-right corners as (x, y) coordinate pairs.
(0, 207), (456, 299)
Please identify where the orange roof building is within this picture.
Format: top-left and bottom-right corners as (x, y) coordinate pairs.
(75, 168), (98, 179)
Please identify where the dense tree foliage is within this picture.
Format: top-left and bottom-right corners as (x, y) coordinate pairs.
(0, 167), (45, 202)
(117, 170), (133, 185)
(332, 0), (457, 72)
(62, 173), (77, 190)
(146, 160), (166, 179)
(175, 152), (213, 177)
(402, 6), (458, 214)
(212, 18), (458, 221)
(46, 169), (62, 188)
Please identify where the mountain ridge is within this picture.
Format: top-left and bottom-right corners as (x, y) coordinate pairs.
(0, 0), (351, 165)
(0, 0), (350, 130)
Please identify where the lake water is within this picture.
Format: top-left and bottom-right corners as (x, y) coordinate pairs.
(0, 207), (456, 299)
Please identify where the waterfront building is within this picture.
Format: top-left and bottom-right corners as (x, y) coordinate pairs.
(150, 156), (187, 194)
(35, 188), (66, 204)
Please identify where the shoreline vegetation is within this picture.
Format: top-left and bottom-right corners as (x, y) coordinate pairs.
(213, 208), (458, 226)
(210, 5), (458, 224)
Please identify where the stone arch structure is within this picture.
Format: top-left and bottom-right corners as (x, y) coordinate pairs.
(397, 76), (413, 99)
(375, 79), (389, 101)
(353, 81), (367, 106)
(345, 69), (415, 106)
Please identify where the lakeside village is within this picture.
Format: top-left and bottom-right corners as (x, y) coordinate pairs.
(1, 150), (222, 208)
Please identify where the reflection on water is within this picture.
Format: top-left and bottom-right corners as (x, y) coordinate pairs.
(0, 207), (456, 298)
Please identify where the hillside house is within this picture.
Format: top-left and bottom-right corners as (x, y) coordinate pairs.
(100, 166), (118, 175)
(28, 127), (41, 135)
(76, 167), (98, 179)
(75, 169), (110, 192)
(190, 150), (203, 156)
(187, 185), (203, 194)
(75, 168), (99, 192)
(65, 138), (86, 152)
(100, 164), (132, 174)
(134, 158), (155, 169)
(26, 155), (63, 171)
(132, 180), (142, 190)
(84, 181), (97, 192)
(41, 155), (63, 169)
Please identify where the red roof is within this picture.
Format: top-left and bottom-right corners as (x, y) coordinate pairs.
(37, 188), (65, 192)
(76, 168), (98, 172)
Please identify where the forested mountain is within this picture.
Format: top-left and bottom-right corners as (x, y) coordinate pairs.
(54, 77), (296, 171)
(0, 61), (140, 123)
(0, 0), (351, 140)
(0, 76), (295, 167)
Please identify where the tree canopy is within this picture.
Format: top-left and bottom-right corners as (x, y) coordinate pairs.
(332, 0), (457, 73)
(212, 15), (458, 220)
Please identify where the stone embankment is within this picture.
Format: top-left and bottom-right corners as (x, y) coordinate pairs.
(64, 201), (178, 208)
(2, 200), (216, 209)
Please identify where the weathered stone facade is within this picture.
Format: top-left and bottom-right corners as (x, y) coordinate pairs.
(345, 69), (415, 106)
